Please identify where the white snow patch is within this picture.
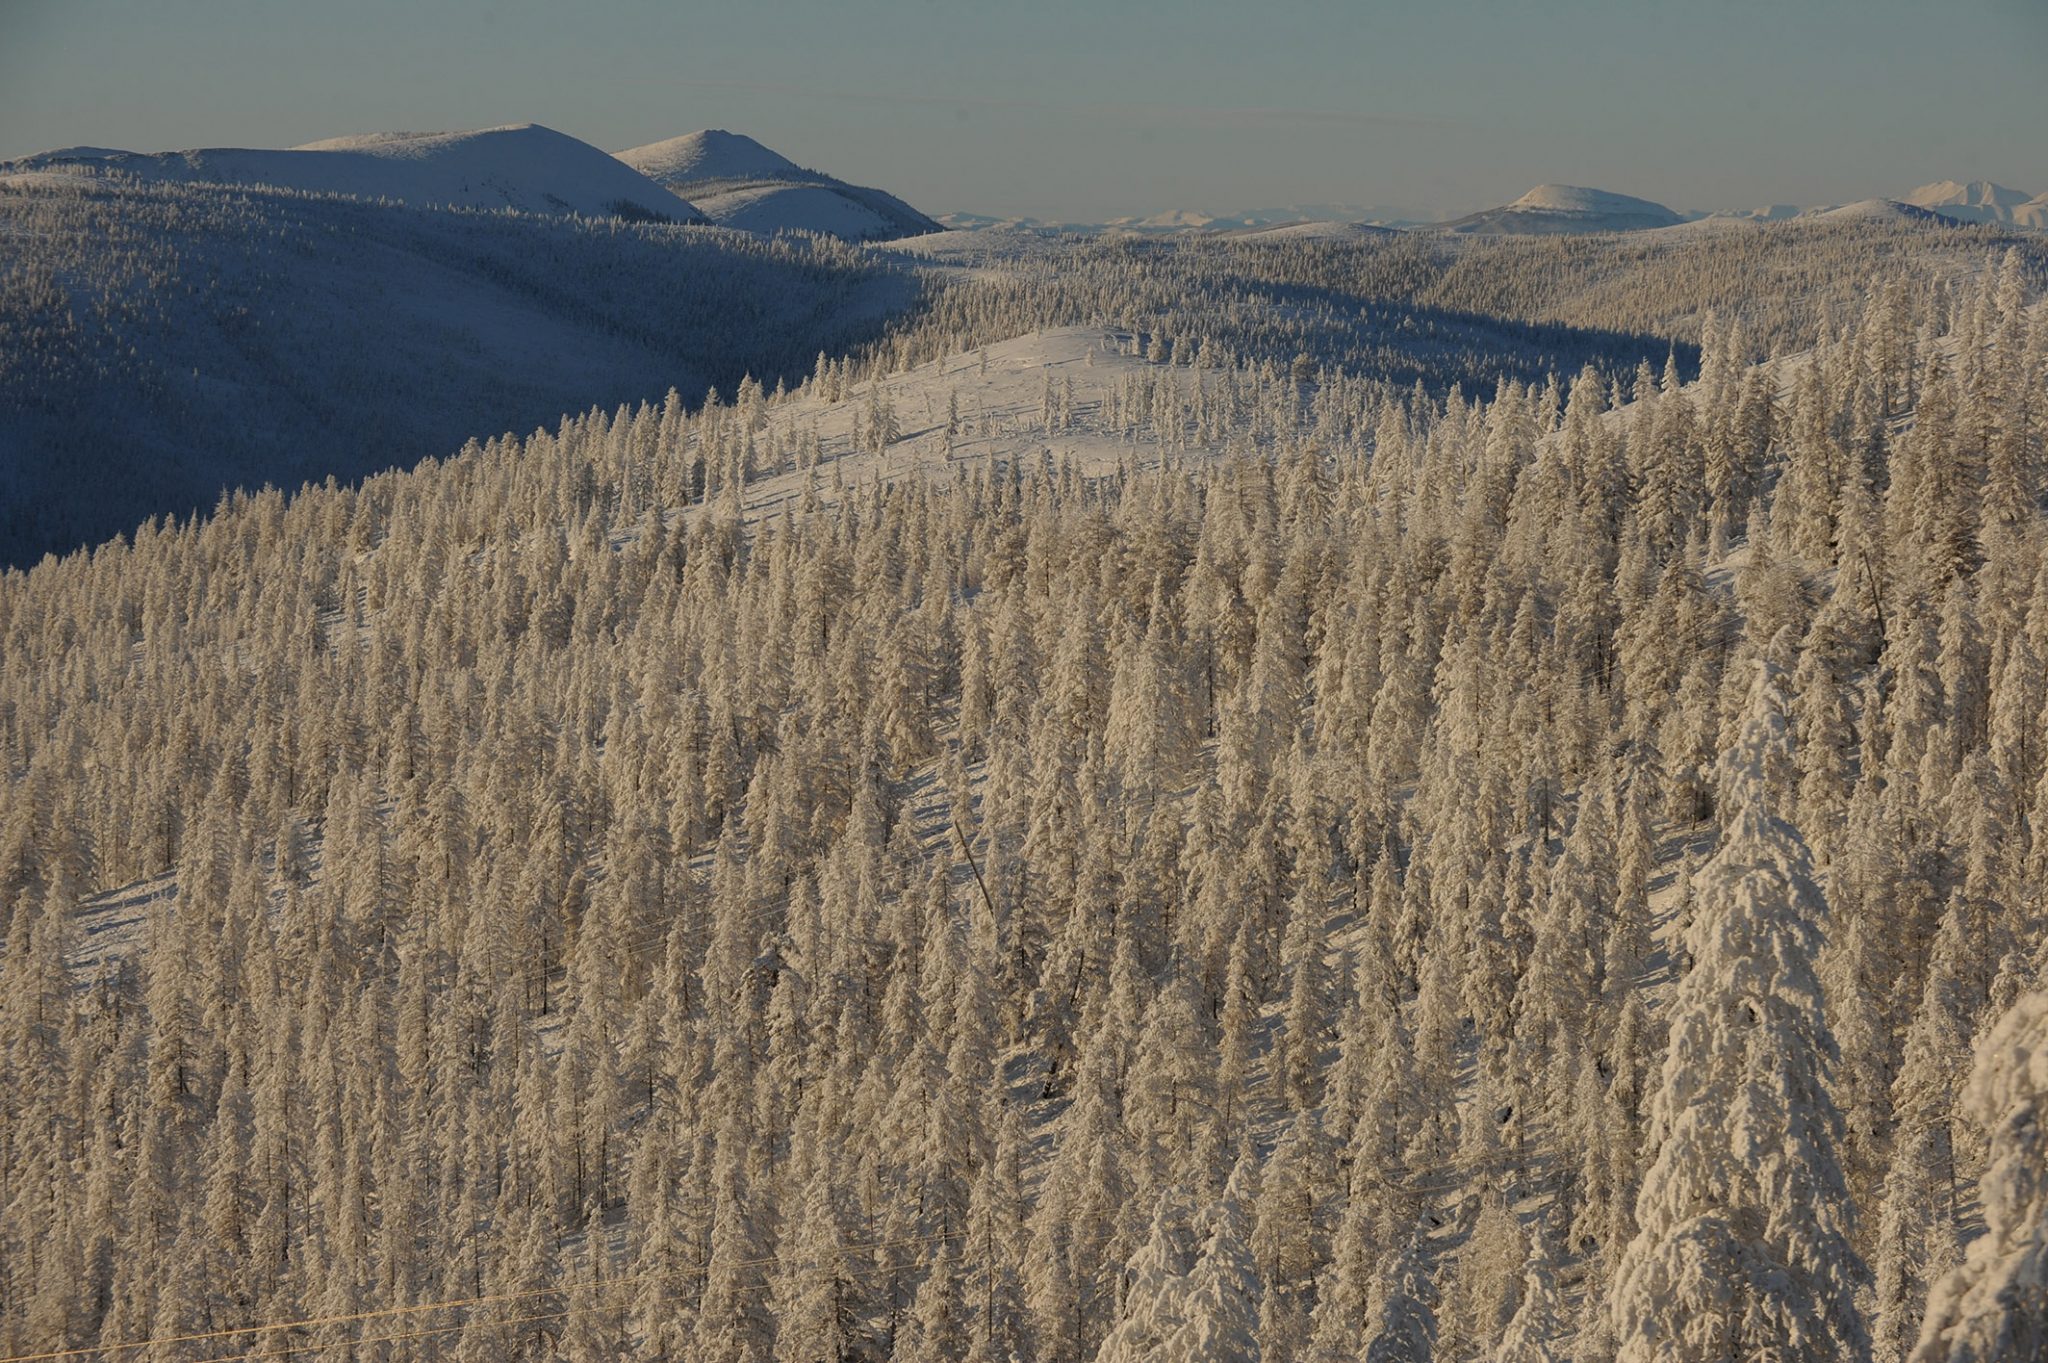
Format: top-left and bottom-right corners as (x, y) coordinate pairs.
(687, 326), (1228, 527)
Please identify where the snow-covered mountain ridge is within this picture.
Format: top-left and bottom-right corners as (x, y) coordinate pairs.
(1903, 178), (2048, 227)
(5, 123), (702, 222)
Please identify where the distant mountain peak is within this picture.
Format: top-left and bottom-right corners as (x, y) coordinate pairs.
(614, 130), (806, 186)
(615, 129), (940, 242)
(1903, 179), (2032, 210)
(1506, 184), (1675, 217)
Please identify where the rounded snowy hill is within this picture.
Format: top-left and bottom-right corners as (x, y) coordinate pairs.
(1440, 184), (1682, 235)
(7, 124), (701, 222)
(616, 129), (941, 242)
(1507, 184), (1673, 216)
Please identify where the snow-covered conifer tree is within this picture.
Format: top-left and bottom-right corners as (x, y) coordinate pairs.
(1163, 1157), (1265, 1363)
(1605, 661), (1868, 1362)
(1911, 992), (2048, 1363)
(1364, 1230), (1438, 1363)
(1493, 1236), (1564, 1363)
(1094, 1193), (1197, 1363)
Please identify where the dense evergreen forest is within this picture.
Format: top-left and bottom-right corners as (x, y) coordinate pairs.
(3, 203), (2048, 1362)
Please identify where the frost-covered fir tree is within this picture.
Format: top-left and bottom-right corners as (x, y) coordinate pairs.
(1605, 661), (1868, 1363)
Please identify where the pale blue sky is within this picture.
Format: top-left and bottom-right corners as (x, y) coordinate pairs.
(2, 0), (2043, 220)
